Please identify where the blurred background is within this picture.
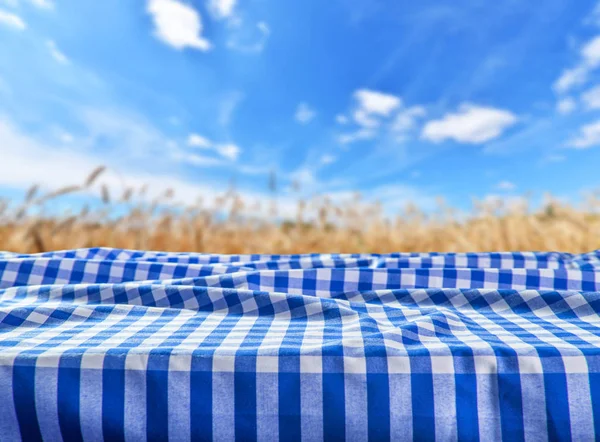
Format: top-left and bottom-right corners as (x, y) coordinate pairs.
(1, 0), (600, 253)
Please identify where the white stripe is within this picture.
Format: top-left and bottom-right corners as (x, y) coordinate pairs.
(389, 374), (413, 440)
(256, 372), (279, 442)
(79, 364), (104, 442)
(35, 364), (63, 442)
(212, 371), (235, 440)
(0, 362), (21, 441)
(123, 368), (146, 441)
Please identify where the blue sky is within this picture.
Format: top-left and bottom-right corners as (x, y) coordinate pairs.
(2, 0), (600, 214)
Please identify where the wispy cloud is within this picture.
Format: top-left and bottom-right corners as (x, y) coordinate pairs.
(540, 153), (566, 165)
(0, 9), (25, 30)
(422, 104), (517, 144)
(29, 0), (52, 9)
(187, 133), (241, 160)
(581, 84), (600, 109)
(337, 89), (424, 145)
(216, 143), (240, 160)
(172, 151), (223, 167)
(0, 115), (296, 214)
(320, 154), (336, 165)
(147, 0), (211, 51)
(353, 89), (401, 128)
(338, 128), (375, 145)
(567, 119), (600, 148)
(391, 106), (426, 140)
(335, 114), (348, 124)
(187, 133), (212, 148)
(554, 35), (600, 93)
(496, 180), (516, 191)
(218, 91), (244, 127)
(294, 102), (316, 124)
(207, 0), (236, 20)
(46, 40), (69, 64)
(557, 97), (576, 114)
(227, 21), (270, 53)
(0, 0), (52, 8)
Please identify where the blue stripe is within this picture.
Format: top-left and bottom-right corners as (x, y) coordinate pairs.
(589, 372), (600, 440)
(190, 359), (212, 440)
(57, 355), (84, 442)
(235, 359), (257, 441)
(322, 371), (346, 441)
(278, 298), (306, 441)
(103, 354), (126, 442)
(455, 373), (480, 441)
(544, 372), (572, 441)
(367, 372), (391, 441)
(411, 373), (436, 442)
(497, 373), (525, 442)
(278, 371), (302, 441)
(366, 345), (390, 442)
(12, 362), (42, 441)
(146, 362), (170, 441)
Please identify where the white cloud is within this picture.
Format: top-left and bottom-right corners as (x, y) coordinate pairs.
(338, 128), (376, 145)
(557, 97), (576, 114)
(0, 75), (9, 95)
(582, 35), (600, 64)
(354, 89), (401, 116)
(186, 133), (241, 160)
(59, 132), (73, 143)
(496, 180), (516, 191)
(46, 40), (69, 64)
(320, 154), (336, 165)
(567, 120), (600, 148)
(351, 89), (401, 128)
(218, 91), (244, 127)
(586, 2), (600, 27)
(208, 0), (236, 19)
(3, 140), (208, 206)
(582, 84), (600, 109)
(289, 168), (316, 188)
(0, 0), (52, 8)
(542, 154), (566, 163)
(187, 133), (212, 148)
(29, 0), (52, 9)
(335, 114), (348, 124)
(147, 0), (211, 51)
(257, 21), (269, 34)
(294, 102), (316, 124)
(554, 66), (588, 93)
(0, 9), (25, 30)
(554, 35), (600, 93)
(364, 184), (438, 214)
(172, 151), (223, 166)
(421, 103), (517, 144)
(216, 143), (241, 160)
(391, 106), (426, 138)
(336, 89), (426, 144)
(0, 115), (441, 218)
(227, 21), (270, 53)
(352, 109), (378, 129)
(0, 115), (277, 214)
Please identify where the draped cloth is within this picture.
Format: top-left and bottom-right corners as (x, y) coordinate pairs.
(1, 248), (600, 440)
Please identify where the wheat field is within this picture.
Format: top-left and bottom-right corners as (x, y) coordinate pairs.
(1, 167), (599, 254)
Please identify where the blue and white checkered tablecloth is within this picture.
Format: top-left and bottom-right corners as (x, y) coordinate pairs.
(1, 248), (600, 441)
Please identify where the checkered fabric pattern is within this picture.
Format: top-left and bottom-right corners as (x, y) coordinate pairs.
(1, 248), (600, 441)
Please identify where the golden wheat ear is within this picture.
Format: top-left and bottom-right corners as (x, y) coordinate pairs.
(84, 166), (106, 188)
